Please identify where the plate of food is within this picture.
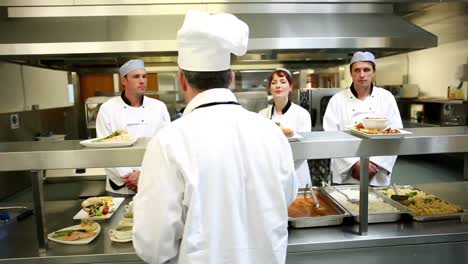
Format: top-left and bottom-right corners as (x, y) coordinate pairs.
(73, 196), (125, 220)
(48, 221), (100, 245)
(80, 129), (137, 148)
(350, 121), (412, 139)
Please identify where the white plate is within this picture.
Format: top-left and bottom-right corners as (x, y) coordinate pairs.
(109, 234), (132, 243)
(288, 133), (304, 142)
(80, 137), (137, 148)
(350, 128), (413, 139)
(73, 197), (125, 220)
(48, 223), (101, 245)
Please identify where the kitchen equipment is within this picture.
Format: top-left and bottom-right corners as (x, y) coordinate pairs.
(306, 184), (320, 209)
(325, 186), (410, 223)
(288, 187), (351, 228)
(292, 88), (343, 131)
(400, 84), (419, 98)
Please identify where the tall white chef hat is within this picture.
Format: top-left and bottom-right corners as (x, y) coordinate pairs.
(350, 51), (376, 65)
(119, 59), (145, 76)
(177, 10), (249, 72)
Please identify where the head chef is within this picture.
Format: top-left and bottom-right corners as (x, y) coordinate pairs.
(322, 51), (403, 186)
(176, 10), (248, 107)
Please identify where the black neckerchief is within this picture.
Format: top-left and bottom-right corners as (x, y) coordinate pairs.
(193, 101), (240, 111)
(350, 83), (374, 99)
(121, 90), (144, 106)
(270, 100), (292, 119)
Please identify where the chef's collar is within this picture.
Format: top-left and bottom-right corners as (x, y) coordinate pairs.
(121, 90), (144, 107)
(350, 83), (374, 98)
(270, 100), (292, 119)
(183, 88), (238, 116)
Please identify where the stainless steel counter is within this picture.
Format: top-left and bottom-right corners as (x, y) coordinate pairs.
(0, 138), (150, 171)
(293, 126), (468, 160)
(1, 182), (467, 263)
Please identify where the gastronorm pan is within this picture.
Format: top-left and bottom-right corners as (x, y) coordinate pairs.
(323, 185), (410, 223)
(374, 185), (467, 222)
(288, 187), (351, 228)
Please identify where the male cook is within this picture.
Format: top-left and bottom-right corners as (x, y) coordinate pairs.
(323, 51), (403, 186)
(133, 11), (298, 264)
(96, 59), (170, 194)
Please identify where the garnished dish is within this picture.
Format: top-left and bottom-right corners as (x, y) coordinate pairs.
(377, 187), (464, 218)
(355, 122), (401, 134)
(82, 196), (115, 217)
(48, 221), (101, 245)
(80, 129), (137, 148)
(93, 129), (134, 143)
(73, 196), (125, 220)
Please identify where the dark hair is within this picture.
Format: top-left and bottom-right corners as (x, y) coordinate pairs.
(350, 61), (376, 73)
(180, 69), (231, 90)
(267, 69), (293, 88)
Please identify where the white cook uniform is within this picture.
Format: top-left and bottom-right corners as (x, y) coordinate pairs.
(323, 86), (403, 186)
(259, 102), (312, 188)
(133, 88), (298, 264)
(96, 95), (170, 194)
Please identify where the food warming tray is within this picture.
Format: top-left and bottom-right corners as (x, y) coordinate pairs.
(374, 185), (467, 222)
(323, 185), (410, 223)
(288, 187), (351, 228)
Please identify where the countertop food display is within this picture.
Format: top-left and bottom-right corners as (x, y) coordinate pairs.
(288, 188), (350, 228)
(80, 129), (137, 148)
(376, 186), (466, 221)
(325, 186), (409, 223)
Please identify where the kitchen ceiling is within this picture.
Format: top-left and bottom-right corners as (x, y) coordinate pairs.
(0, 1), (458, 72)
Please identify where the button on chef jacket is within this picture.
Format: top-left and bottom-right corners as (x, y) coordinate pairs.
(322, 86), (403, 186)
(95, 95), (170, 194)
(259, 102), (312, 188)
(133, 88), (298, 264)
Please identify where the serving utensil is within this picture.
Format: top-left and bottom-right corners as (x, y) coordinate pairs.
(322, 181), (359, 204)
(306, 184), (320, 209)
(390, 184), (409, 202)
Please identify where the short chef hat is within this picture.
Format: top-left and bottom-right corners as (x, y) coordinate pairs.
(119, 59), (145, 76)
(350, 51), (376, 65)
(177, 11), (249, 71)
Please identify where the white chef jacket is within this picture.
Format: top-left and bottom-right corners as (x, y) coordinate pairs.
(96, 95), (170, 194)
(133, 88), (297, 264)
(323, 86), (403, 186)
(259, 102), (312, 188)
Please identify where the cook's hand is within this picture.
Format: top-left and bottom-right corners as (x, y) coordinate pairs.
(123, 171), (140, 192)
(351, 161), (379, 180)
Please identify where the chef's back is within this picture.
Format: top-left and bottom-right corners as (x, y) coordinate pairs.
(132, 11), (298, 264)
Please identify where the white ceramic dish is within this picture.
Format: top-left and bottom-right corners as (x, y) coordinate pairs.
(73, 197), (125, 220)
(350, 128), (413, 139)
(288, 133), (304, 142)
(48, 223), (101, 245)
(362, 118), (389, 129)
(80, 137), (137, 148)
(109, 234), (132, 243)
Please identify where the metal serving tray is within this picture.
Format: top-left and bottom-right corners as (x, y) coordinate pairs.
(373, 185), (467, 222)
(288, 187), (351, 228)
(324, 185), (410, 224)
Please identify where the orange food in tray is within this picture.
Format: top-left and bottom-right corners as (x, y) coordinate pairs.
(288, 196), (340, 217)
(355, 123), (400, 134)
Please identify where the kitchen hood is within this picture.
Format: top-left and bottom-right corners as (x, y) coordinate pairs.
(0, 3), (437, 71)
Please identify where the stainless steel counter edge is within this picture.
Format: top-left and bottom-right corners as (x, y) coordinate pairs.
(1, 127), (468, 171)
(0, 138), (150, 171)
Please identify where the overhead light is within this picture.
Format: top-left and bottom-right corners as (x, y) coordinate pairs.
(293, 71), (300, 75)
